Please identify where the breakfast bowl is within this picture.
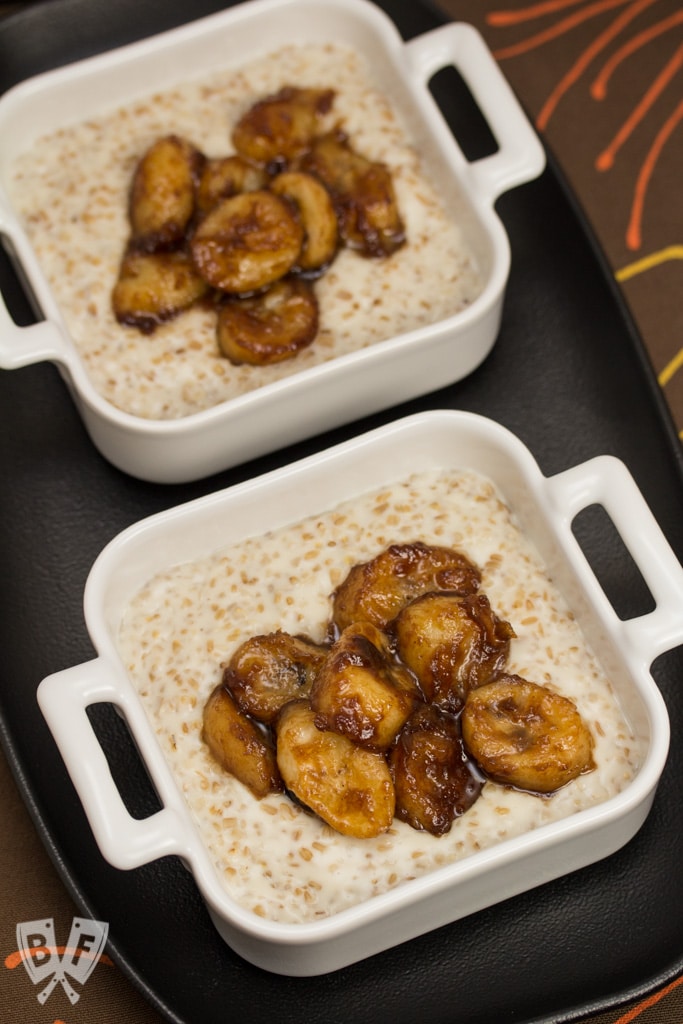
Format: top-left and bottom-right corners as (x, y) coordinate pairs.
(0, 0), (544, 483)
(37, 409), (681, 976)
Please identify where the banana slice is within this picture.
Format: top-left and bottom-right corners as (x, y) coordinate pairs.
(310, 621), (421, 751)
(232, 86), (335, 166)
(112, 249), (209, 334)
(190, 189), (303, 294)
(390, 591), (515, 713)
(300, 129), (405, 257)
(216, 277), (318, 365)
(461, 674), (595, 794)
(275, 700), (395, 839)
(222, 631), (329, 724)
(202, 683), (283, 799)
(331, 541), (481, 634)
(390, 704), (482, 835)
(129, 134), (203, 251)
(196, 155), (269, 217)
(270, 171), (338, 275)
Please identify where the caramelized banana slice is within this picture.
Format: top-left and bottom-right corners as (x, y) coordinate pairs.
(129, 134), (203, 251)
(232, 86), (335, 166)
(276, 700), (395, 838)
(190, 190), (303, 294)
(461, 674), (595, 794)
(300, 129), (405, 257)
(270, 171), (338, 274)
(331, 541), (481, 634)
(216, 277), (319, 365)
(390, 704), (482, 835)
(391, 591), (515, 713)
(112, 249), (209, 334)
(310, 621), (421, 751)
(202, 683), (283, 799)
(222, 631), (329, 724)
(196, 155), (269, 216)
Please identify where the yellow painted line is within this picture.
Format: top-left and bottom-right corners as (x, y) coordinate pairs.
(615, 244), (683, 281)
(613, 246), (683, 389)
(659, 348), (683, 387)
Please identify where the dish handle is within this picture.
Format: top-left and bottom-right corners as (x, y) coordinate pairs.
(0, 215), (69, 368)
(37, 658), (194, 870)
(546, 454), (683, 665)
(405, 21), (545, 205)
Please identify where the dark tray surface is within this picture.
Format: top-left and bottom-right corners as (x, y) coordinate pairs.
(1, 2), (683, 1023)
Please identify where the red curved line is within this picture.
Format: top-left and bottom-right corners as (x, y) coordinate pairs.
(611, 972), (683, 1023)
(626, 97), (683, 250)
(536, 0), (661, 129)
(4, 945), (114, 970)
(591, 12), (683, 98)
(487, 0), (592, 27)
(492, 0), (632, 60)
(596, 42), (683, 170)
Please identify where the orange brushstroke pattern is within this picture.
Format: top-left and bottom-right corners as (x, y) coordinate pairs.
(535, 0), (660, 129)
(4, 945), (114, 969)
(489, 0), (632, 59)
(610, 972), (683, 1022)
(625, 98), (683, 249)
(596, 43), (683, 171)
(488, 0), (682, 253)
(488, 0), (595, 25)
(591, 9), (683, 98)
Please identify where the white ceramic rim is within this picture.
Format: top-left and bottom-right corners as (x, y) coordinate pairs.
(0, 0), (545, 438)
(37, 410), (678, 951)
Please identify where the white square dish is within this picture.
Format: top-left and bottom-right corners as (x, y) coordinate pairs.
(38, 410), (681, 976)
(0, 0), (544, 483)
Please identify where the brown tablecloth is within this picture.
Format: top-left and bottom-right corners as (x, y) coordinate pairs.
(436, 0), (683, 444)
(1, 1), (681, 1022)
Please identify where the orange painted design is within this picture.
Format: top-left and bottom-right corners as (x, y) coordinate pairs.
(535, 0), (660, 130)
(591, 9), (683, 98)
(610, 972), (683, 1023)
(596, 42), (683, 171)
(489, 1), (682, 251)
(625, 98), (683, 249)
(4, 945), (114, 970)
(490, 0), (631, 60)
(487, 0), (592, 27)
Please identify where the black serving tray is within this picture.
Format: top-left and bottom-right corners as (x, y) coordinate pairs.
(1, 2), (683, 1023)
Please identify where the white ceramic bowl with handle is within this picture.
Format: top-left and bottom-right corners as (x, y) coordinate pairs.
(38, 410), (679, 976)
(0, 0), (545, 483)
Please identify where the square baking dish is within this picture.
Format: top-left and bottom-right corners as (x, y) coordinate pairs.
(38, 410), (680, 976)
(0, 0), (544, 483)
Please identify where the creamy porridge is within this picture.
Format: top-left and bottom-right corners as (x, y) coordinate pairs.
(117, 467), (641, 924)
(9, 43), (482, 420)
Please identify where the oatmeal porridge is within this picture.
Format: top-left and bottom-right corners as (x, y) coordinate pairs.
(8, 43), (483, 420)
(117, 467), (642, 924)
